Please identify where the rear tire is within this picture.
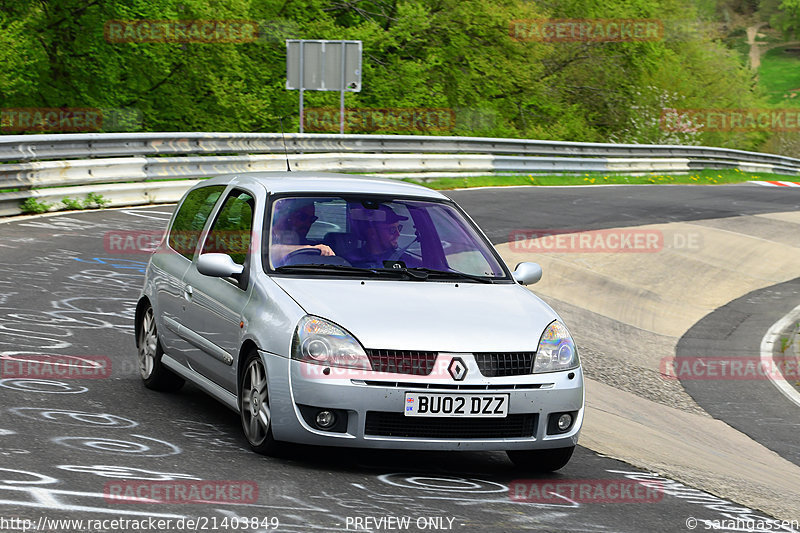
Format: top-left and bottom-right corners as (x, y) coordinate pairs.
(239, 350), (281, 455)
(137, 305), (184, 392)
(506, 446), (575, 472)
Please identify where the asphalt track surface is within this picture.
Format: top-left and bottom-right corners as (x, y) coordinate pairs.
(446, 183), (800, 240)
(0, 183), (797, 533)
(676, 278), (800, 466)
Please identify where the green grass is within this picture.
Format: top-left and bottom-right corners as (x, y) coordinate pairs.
(405, 169), (789, 190)
(758, 46), (800, 106)
(2, 171), (792, 203)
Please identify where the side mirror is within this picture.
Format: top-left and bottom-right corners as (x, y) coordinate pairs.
(197, 253), (245, 278)
(513, 262), (542, 285)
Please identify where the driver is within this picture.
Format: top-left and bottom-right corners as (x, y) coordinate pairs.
(270, 199), (335, 266)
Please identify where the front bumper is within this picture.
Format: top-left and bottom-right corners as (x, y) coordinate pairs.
(262, 351), (584, 451)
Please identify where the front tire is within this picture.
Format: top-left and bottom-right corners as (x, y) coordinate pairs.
(239, 350), (281, 455)
(137, 305), (184, 392)
(506, 446), (575, 472)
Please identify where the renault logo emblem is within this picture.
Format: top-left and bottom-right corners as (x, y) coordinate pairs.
(448, 357), (467, 381)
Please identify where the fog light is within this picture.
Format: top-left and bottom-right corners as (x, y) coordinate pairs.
(557, 413), (572, 431)
(316, 410), (336, 429)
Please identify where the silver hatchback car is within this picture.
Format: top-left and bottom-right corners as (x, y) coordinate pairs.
(135, 172), (584, 472)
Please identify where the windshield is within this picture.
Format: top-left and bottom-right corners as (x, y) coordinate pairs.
(266, 196), (508, 279)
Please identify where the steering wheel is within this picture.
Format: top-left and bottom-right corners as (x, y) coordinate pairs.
(284, 247), (323, 261)
(280, 247), (352, 267)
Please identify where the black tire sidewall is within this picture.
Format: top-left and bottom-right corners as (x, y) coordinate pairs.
(138, 305), (184, 392)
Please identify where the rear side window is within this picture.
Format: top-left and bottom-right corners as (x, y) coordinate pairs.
(168, 185), (225, 259)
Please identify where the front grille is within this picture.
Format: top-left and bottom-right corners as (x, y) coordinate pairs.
(359, 381), (548, 391)
(365, 412), (537, 439)
(474, 352), (535, 377)
(366, 349), (438, 376)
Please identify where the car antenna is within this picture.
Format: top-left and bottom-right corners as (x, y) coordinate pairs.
(279, 116), (291, 172)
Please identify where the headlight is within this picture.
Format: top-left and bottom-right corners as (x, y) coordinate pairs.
(291, 316), (372, 370)
(533, 320), (579, 373)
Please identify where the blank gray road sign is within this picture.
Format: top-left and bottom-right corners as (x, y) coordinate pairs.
(286, 40), (362, 92)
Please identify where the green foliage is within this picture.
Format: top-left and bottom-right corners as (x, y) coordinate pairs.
(0, 0), (784, 153)
(779, 321), (800, 352)
(20, 197), (52, 214)
(775, 0), (800, 34)
(61, 197), (84, 210)
(60, 193), (111, 210)
(410, 168), (771, 189)
(84, 192), (111, 208)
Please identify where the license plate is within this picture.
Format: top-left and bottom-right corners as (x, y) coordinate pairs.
(404, 393), (509, 418)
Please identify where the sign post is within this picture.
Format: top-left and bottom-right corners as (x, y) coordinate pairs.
(286, 40), (362, 134)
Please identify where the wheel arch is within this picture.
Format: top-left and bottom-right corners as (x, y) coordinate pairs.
(134, 296), (152, 349)
(237, 339), (261, 395)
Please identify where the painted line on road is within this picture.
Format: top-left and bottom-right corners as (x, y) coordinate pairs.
(0, 204), (174, 225)
(760, 303), (800, 409)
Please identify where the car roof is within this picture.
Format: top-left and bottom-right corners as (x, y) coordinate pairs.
(203, 172), (449, 200)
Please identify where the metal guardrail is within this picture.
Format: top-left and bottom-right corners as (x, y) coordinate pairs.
(1, 132), (797, 217)
(3, 132), (800, 166)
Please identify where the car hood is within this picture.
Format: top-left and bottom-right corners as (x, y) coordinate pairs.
(271, 278), (560, 352)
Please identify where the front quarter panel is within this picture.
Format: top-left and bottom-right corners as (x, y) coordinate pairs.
(242, 273), (307, 360)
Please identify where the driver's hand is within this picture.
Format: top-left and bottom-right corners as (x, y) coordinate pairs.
(310, 244), (335, 256)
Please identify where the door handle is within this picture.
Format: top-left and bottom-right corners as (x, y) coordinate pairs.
(184, 285), (193, 298)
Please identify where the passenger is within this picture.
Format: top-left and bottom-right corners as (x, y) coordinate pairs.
(350, 205), (418, 268)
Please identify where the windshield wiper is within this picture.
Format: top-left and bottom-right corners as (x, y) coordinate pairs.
(406, 267), (495, 283)
(275, 264), (493, 283)
(275, 264), (407, 277)
(374, 267), (428, 280)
